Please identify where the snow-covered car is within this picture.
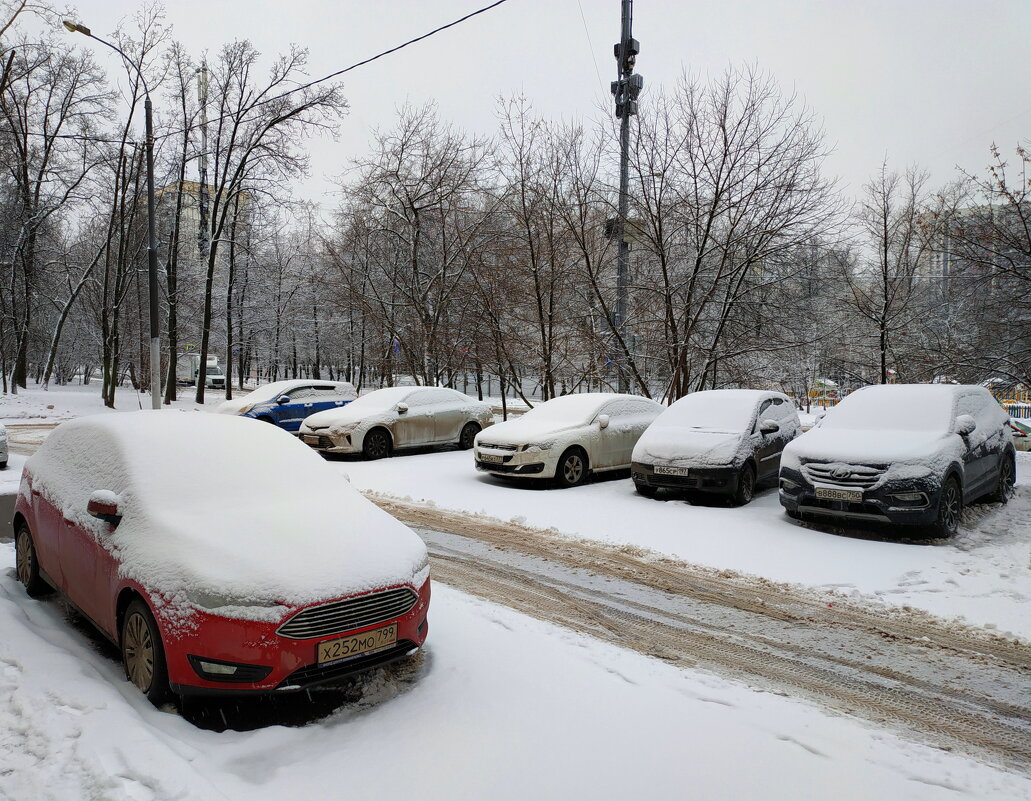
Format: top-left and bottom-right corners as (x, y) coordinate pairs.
(216, 379), (357, 433)
(631, 389), (801, 505)
(779, 384), (1015, 537)
(474, 393), (664, 488)
(299, 386), (493, 459)
(0, 423), (7, 468)
(13, 412), (430, 701)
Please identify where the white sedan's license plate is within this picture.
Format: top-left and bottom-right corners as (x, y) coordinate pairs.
(302, 434), (320, 445)
(654, 465), (689, 476)
(815, 487), (863, 502)
(317, 624), (397, 666)
(479, 453), (504, 464)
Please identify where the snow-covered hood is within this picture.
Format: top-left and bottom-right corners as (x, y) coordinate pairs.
(632, 426), (746, 467)
(303, 404), (391, 430)
(215, 396), (261, 415)
(477, 416), (583, 446)
(113, 482), (428, 612)
(784, 427), (955, 467)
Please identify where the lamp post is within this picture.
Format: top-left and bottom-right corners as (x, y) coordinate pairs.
(64, 20), (161, 410)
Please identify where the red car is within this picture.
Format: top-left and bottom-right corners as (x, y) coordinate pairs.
(13, 411), (430, 702)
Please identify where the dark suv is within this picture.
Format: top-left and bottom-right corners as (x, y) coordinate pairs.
(779, 384), (1015, 537)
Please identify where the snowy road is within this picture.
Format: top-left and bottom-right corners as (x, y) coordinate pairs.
(376, 497), (1031, 774)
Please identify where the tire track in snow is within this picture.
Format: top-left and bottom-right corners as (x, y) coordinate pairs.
(371, 497), (1031, 774)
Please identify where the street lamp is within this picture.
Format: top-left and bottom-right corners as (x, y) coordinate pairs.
(64, 19), (161, 410)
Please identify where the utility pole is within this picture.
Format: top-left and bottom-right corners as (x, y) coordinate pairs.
(611, 0), (642, 393)
(63, 19), (161, 410)
(194, 61), (211, 403)
(196, 61), (210, 262)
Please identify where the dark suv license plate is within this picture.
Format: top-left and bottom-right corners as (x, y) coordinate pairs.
(815, 487), (862, 502)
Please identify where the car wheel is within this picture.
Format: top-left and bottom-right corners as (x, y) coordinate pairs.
(15, 524), (51, 597)
(363, 428), (392, 460)
(458, 422), (480, 450)
(989, 453), (1015, 504)
(555, 448), (588, 488)
(121, 599), (170, 704)
(635, 482), (658, 498)
(733, 464), (756, 506)
(785, 508), (802, 520)
(0, 460), (7, 469)
(932, 477), (962, 538)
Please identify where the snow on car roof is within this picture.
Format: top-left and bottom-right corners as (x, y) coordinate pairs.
(652, 389), (782, 434)
(237, 379), (357, 404)
(822, 384), (963, 432)
(28, 411), (426, 610)
(523, 392), (630, 423)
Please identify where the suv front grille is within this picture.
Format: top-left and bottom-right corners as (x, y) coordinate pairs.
(277, 587), (419, 639)
(802, 463), (886, 489)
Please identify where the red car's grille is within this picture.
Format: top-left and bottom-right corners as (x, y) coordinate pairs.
(276, 587), (418, 639)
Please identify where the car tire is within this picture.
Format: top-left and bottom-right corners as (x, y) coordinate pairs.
(635, 483), (658, 498)
(121, 599), (170, 704)
(785, 508), (802, 520)
(555, 448), (589, 489)
(15, 524), (51, 597)
(932, 477), (962, 538)
(458, 422), (480, 450)
(0, 460), (7, 469)
(989, 452), (1016, 504)
(362, 428), (392, 460)
(732, 464), (756, 506)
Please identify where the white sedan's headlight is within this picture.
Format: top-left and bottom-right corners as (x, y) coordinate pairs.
(329, 424), (355, 437)
(521, 442), (554, 453)
(236, 403), (255, 416)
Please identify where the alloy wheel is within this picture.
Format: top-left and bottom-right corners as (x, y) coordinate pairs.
(940, 483), (960, 534)
(562, 454), (584, 485)
(999, 460), (1014, 502)
(15, 530), (32, 587)
(123, 612), (155, 693)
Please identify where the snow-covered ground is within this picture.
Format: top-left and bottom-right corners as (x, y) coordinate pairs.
(338, 449), (1031, 641)
(2, 551), (1028, 801)
(0, 383), (230, 424)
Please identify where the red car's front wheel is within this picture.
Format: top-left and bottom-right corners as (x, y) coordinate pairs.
(122, 599), (171, 704)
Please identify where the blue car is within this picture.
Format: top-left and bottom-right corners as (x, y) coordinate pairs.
(216, 380), (358, 433)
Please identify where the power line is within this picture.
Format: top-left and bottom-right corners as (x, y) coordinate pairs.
(2, 0), (513, 146)
(159, 0), (513, 142)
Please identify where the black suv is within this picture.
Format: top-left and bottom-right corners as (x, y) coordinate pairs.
(779, 384), (1015, 536)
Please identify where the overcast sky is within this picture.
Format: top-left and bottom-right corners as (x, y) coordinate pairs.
(62, 0), (1031, 207)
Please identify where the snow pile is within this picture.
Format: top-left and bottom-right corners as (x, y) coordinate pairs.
(26, 412), (427, 613)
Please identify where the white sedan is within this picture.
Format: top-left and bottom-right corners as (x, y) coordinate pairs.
(300, 386), (494, 459)
(473, 393), (664, 487)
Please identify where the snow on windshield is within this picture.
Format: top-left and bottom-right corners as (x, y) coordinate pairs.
(821, 385), (953, 433)
(651, 390), (762, 434)
(345, 386), (415, 412)
(522, 393), (611, 425)
(235, 379), (307, 405)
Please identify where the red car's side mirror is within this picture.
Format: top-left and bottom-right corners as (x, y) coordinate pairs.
(87, 492), (121, 525)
